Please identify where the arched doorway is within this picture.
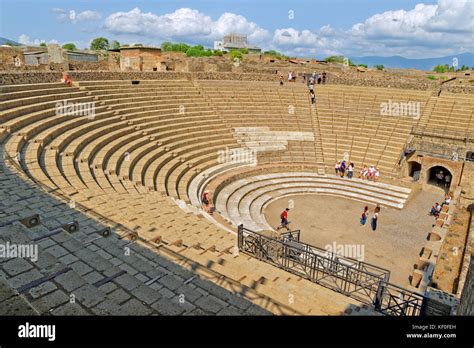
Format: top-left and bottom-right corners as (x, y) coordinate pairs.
(408, 162), (422, 181)
(428, 166), (452, 191)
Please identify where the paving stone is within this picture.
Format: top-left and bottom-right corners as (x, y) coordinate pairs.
(157, 274), (183, 291)
(133, 284), (161, 305)
(59, 253), (79, 265)
(118, 263), (139, 275)
(28, 281), (57, 299)
(151, 297), (185, 315)
(134, 273), (150, 283)
(55, 270), (87, 292)
(96, 249), (113, 260)
(107, 288), (131, 304)
(82, 271), (103, 284)
(120, 298), (153, 316)
(114, 273), (142, 291)
(246, 304), (272, 316)
(69, 260), (93, 276)
(73, 284), (106, 308)
(226, 293), (253, 310)
(149, 282), (163, 291)
(175, 284), (203, 303)
(31, 290), (69, 314)
(97, 282), (117, 294)
(194, 295), (227, 314)
(8, 268), (43, 289)
(2, 258), (33, 276)
(109, 257), (123, 266)
(51, 232), (73, 244)
(0, 279), (18, 302)
(0, 295), (38, 315)
(91, 298), (124, 315)
(217, 306), (245, 316)
(51, 302), (90, 316)
(44, 244), (69, 258)
(34, 251), (61, 270)
(37, 238), (56, 249)
(158, 287), (175, 299)
(62, 238), (85, 253)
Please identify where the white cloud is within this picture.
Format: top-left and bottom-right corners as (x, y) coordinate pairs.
(104, 7), (269, 44)
(53, 8), (101, 24)
(18, 34), (58, 46)
(95, 1), (471, 58)
(271, 0), (474, 58)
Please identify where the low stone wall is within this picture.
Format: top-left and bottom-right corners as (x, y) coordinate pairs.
(0, 71), (280, 85)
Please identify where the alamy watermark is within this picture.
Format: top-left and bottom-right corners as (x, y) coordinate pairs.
(324, 242), (365, 261)
(56, 99), (96, 119)
(217, 147), (258, 166)
(0, 242), (38, 262)
(380, 99), (420, 120)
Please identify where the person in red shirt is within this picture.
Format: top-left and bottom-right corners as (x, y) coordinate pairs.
(277, 208), (290, 231)
(63, 73), (73, 87)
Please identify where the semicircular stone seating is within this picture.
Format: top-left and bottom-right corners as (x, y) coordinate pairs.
(213, 172), (411, 231)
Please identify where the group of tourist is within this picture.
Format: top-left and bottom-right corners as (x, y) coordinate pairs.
(360, 205), (381, 231)
(429, 193), (452, 218)
(359, 165), (381, 182)
(434, 169), (451, 188)
(334, 160), (355, 178)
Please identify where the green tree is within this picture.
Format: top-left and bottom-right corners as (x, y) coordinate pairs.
(357, 64), (368, 68)
(161, 41), (173, 51)
(39, 42), (47, 48)
(374, 64), (384, 71)
(111, 40), (120, 50)
(90, 37), (109, 51)
(213, 50), (223, 56)
(230, 50), (243, 62)
(62, 43), (77, 51)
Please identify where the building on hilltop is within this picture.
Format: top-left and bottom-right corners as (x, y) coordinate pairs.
(214, 33), (261, 53)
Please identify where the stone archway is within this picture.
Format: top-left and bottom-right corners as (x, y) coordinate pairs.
(427, 165), (452, 191)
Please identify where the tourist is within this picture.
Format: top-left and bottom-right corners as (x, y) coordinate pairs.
(309, 81), (314, 93)
(310, 90), (315, 104)
(322, 71), (327, 84)
(302, 71), (306, 83)
(429, 204), (439, 217)
(443, 194), (451, 206)
(201, 190), (212, 214)
(360, 206), (369, 226)
(279, 74), (284, 86)
(292, 71), (297, 82)
(63, 73), (73, 87)
(436, 170), (444, 186)
(317, 73), (322, 85)
(444, 173), (451, 189)
(371, 206), (380, 231)
(374, 168), (380, 182)
(368, 166), (376, 181)
(347, 163), (354, 179)
(288, 71), (292, 83)
(340, 160), (346, 177)
(335, 161), (341, 175)
(277, 208), (290, 231)
(360, 166), (368, 180)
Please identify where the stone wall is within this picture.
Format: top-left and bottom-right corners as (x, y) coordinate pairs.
(457, 255), (473, 315)
(459, 162), (474, 208)
(0, 71), (281, 85)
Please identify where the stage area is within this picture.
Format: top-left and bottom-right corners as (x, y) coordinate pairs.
(264, 186), (445, 287)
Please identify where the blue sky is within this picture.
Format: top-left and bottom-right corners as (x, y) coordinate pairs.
(0, 0), (472, 58)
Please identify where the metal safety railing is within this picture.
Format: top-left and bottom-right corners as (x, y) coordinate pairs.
(237, 224), (426, 316)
